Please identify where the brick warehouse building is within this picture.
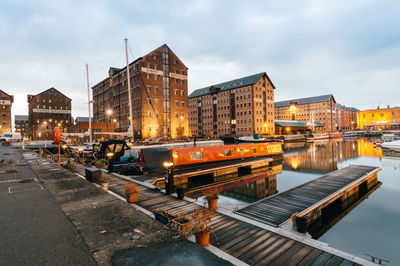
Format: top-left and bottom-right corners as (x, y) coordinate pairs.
(27, 87), (72, 140)
(0, 90), (14, 136)
(188, 72), (276, 137)
(14, 115), (29, 138)
(336, 104), (358, 131)
(274, 94), (337, 133)
(92, 44), (189, 140)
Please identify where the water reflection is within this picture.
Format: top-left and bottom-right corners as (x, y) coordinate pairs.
(284, 138), (382, 173)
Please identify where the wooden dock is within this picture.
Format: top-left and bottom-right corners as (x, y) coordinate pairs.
(73, 163), (375, 265)
(236, 165), (381, 227)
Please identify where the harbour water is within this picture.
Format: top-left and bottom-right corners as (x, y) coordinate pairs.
(217, 138), (400, 263)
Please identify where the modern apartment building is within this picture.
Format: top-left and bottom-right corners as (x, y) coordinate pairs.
(274, 94), (337, 133)
(27, 87), (72, 140)
(188, 72), (276, 137)
(92, 44), (189, 140)
(14, 115), (29, 138)
(0, 90), (14, 136)
(357, 106), (400, 130)
(336, 104), (358, 131)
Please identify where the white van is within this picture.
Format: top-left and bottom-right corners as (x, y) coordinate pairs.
(0, 132), (22, 143)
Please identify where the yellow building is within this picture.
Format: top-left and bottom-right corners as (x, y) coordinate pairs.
(357, 106), (400, 130)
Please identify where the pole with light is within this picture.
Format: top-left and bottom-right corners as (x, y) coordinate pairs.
(163, 161), (174, 195)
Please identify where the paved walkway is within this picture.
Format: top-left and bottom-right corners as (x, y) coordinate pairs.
(0, 145), (96, 265)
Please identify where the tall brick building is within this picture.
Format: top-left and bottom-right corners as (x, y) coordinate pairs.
(336, 104), (358, 131)
(188, 72), (276, 137)
(274, 94), (337, 133)
(92, 44), (189, 140)
(27, 87), (72, 140)
(0, 90), (14, 136)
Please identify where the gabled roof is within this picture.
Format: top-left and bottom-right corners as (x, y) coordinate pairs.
(189, 72), (275, 98)
(0, 89), (13, 98)
(275, 94), (335, 108)
(75, 117), (93, 123)
(15, 115), (28, 121)
(336, 103), (359, 112)
(28, 87), (71, 102)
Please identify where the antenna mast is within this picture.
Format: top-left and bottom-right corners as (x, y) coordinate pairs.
(125, 38), (134, 141)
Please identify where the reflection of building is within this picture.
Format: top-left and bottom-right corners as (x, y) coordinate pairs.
(27, 88), (72, 140)
(14, 115), (29, 138)
(0, 90), (14, 136)
(284, 141), (360, 172)
(275, 94), (337, 133)
(336, 104), (358, 131)
(229, 175), (277, 200)
(92, 44), (189, 139)
(357, 106), (400, 130)
(188, 72), (276, 137)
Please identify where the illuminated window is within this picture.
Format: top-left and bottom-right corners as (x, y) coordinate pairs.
(223, 149), (233, 157)
(190, 151), (204, 160)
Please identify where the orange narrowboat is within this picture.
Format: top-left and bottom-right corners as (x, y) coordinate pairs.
(138, 142), (282, 173)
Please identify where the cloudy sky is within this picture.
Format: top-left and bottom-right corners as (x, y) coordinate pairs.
(1, 0), (399, 124)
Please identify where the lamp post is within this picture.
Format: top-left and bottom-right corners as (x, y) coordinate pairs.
(107, 152), (114, 173)
(106, 109), (113, 132)
(163, 161), (174, 195)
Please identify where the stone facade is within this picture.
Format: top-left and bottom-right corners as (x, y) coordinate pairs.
(27, 88), (72, 140)
(0, 90), (14, 136)
(92, 44), (189, 140)
(188, 72), (275, 137)
(357, 106), (400, 130)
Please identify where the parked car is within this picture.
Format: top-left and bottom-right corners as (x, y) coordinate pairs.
(0, 132), (22, 143)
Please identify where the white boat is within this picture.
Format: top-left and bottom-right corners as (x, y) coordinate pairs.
(381, 140), (400, 152)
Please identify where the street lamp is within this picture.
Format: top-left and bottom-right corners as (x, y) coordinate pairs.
(106, 109), (113, 116)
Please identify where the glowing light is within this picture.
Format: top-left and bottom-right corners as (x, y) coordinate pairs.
(106, 109), (113, 116)
(290, 157), (299, 170)
(106, 152), (114, 158)
(62, 144), (68, 149)
(78, 148), (84, 152)
(163, 161), (174, 167)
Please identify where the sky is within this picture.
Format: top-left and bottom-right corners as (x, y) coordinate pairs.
(1, 0), (399, 126)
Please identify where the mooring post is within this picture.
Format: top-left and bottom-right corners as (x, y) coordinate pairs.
(164, 162), (175, 195)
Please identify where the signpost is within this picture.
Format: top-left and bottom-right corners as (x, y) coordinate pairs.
(54, 126), (61, 170)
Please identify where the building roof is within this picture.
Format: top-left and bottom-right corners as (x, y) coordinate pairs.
(189, 72), (275, 98)
(275, 120), (308, 127)
(336, 103), (359, 112)
(275, 94), (335, 108)
(75, 117), (93, 123)
(27, 87), (71, 102)
(15, 115), (28, 121)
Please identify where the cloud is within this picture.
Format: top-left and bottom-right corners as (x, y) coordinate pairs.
(0, 0), (399, 126)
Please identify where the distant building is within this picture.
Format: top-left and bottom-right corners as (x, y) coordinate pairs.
(27, 87), (72, 140)
(14, 115), (29, 138)
(72, 117), (115, 140)
(274, 94), (337, 133)
(92, 44), (189, 140)
(188, 72), (276, 137)
(0, 90), (14, 136)
(357, 106), (400, 130)
(336, 104), (358, 131)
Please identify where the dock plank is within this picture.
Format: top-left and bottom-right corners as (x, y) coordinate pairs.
(236, 165), (379, 226)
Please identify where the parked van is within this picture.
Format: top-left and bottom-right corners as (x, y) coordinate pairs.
(0, 132), (22, 143)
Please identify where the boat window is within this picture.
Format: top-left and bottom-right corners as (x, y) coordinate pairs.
(115, 144), (123, 153)
(252, 147), (258, 154)
(223, 149), (233, 157)
(239, 149), (245, 156)
(190, 151), (204, 160)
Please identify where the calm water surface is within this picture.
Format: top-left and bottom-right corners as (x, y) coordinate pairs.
(217, 138), (400, 263)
